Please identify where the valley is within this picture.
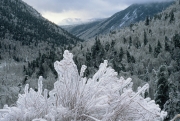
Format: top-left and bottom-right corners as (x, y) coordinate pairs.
(0, 0), (180, 120)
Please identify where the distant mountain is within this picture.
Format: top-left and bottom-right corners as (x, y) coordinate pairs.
(61, 19), (103, 37)
(0, 0), (82, 46)
(64, 1), (174, 39)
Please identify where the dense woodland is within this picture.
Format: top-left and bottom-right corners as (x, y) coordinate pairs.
(0, 0), (180, 120)
(71, 1), (180, 120)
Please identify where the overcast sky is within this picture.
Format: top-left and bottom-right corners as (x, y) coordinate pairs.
(22, 0), (173, 25)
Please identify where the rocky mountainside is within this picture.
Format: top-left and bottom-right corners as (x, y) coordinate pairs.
(64, 1), (174, 39)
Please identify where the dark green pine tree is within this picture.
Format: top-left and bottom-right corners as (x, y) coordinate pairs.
(119, 47), (124, 62)
(157, 40), (162, 49)
(144, 31), (148, 46)
(126, 50), (131, 63)
(80, 44), (83, 50)
(164, 81), (180, 121)
(131, 56), (135, 63)
(91, 38), (102, 58)
(91, 38), (104, 68)
(173, 33), (180, 48)
(85, 51), (92, 67)
(154, 41), (162, 58)
(155, 65), (169, 110)
(129, 36), (132, 47)
(165, 40), (170, 51)
(145, 16), (150, 26)
(149, 44), (152, 53)
(111, 40), (115, 48)
(123, 38), (127, 44)
(169, 10), (175, 23)
(105, 42), (110, 51)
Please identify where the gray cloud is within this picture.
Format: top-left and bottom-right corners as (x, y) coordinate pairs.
(23, 0), (173, 12)
(22, 0), (174, 25)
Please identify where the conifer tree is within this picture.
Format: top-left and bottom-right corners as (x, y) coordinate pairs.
(149, 44), (152, 53)
(111, 40), (115, 48)
(157, 40), (162, 49)
(145, 16), (150, 26)
(169, 11), (175, 23)
(131, 56), (135, 63)
(123, 38), (127, 44)
(91, 38), (102, 58)
(154, 41), (162, 58)
(80, 44), (83, 50)
(173, 33), (180, 48)
(144, 31), (148, 46)
(165, 40), (170, 51)
(126, 50), (131, 63)
(119, 47), (124, 62)
(155, 65), (169, 110)
(129, 36), (132, 47)
(105, 42), (110, 51)
(164, 81), (180, 121)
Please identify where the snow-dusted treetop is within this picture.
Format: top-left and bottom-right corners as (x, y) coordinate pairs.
(0, 50), (167, 121)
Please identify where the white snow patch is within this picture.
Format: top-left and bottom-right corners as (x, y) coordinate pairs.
(123, 12), (130, 20)
(110, 26), (114, 30)
(140, 13), (144, 16)
(133, 9), (137, 14)
(119, 21), (125, 27)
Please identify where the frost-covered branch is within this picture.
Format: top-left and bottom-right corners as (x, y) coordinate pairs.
(170, 114), (180, 121)
(0, 50), (167, 121)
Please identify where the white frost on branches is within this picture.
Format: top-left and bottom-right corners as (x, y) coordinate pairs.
(0, 50), (167, 121)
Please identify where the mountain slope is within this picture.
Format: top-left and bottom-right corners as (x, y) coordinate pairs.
(64, 1), (174, 39)
(62, 20), (102, 37)
(0, 0), (82, 108)
(0, 0), (82, 45)
(72, 1), (180, 120)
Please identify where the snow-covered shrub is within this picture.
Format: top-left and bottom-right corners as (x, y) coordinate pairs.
(0, 50), (167, 121)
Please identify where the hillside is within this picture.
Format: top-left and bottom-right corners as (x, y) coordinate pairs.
(64, 1), (174, 39)
(71, 1), (180, 120)
(61, 20), (102, 38)
(0, 0), (82, 45)
(0, 0), (82, 108)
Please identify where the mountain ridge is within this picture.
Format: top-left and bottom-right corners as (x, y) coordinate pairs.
(63, 1), (174, 39)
